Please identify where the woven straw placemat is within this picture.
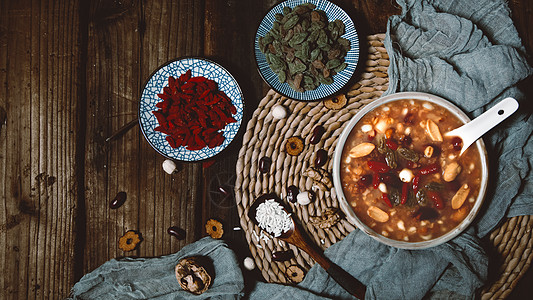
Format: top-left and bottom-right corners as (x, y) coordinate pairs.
(234, 34), (533, 298)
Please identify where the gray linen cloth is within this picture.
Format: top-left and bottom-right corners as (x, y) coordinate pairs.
(69, 0), (533, 299)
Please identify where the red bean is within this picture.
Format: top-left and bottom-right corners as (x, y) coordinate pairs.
(272, 249), (294, 261)
(259, 156), (272, 173)
(286, 185), (299, 203)
(314, 149), (328, 167)
(167, 226), (186, 240)
(357, 174), (372, 188)
(309, 125), (325, 144)
(110, 191), (126, 209)
(452, 137), (463, 151)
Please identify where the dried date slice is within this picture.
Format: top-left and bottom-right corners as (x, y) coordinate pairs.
(118, 230), (143, 252)
(285, 136), (305, 156)
(285, 264), (306, 283)
(205, 219), (224, 239)
(323, 94), (347, 110)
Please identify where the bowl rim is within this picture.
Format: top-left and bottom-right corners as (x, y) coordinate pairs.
(138, 56), (245, 162)
(253, 0), (360, 102)
(332, 91), (489, 249)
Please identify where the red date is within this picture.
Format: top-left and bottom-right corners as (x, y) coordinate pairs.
(382, 193), (393, 208)
(419, 163), (440, 175)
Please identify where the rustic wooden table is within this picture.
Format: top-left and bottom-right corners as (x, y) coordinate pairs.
(0, 0), (531, 299)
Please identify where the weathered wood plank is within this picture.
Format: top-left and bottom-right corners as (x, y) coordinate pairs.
(0, 0), (82, 299)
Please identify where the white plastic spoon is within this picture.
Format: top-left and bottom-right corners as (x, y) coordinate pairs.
(444, 97), (519, 155)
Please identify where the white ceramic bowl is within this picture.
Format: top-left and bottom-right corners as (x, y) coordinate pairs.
(332, 92), (489, 249)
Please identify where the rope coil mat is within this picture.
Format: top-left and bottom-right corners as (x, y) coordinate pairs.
(233, 34), (532, 298)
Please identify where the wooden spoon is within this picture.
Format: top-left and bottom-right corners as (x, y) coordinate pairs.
(248, 193), (366, 299)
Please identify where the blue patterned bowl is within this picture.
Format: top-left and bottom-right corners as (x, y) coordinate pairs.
(255, 0), (359, 101)
(139, 57), (244, 161)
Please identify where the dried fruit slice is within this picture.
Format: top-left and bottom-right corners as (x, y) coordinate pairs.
(285, 264), (306, 283)
(285, 136), (305, 156)
(348, 142), (375, 158)
(425, 119), (443, 142)
(205, 219), (224, 239)
(451, 184), (470, 209)
(323, 94), (347, 110)
(367, 206), (389, 222)
(118, 230), (143, 252)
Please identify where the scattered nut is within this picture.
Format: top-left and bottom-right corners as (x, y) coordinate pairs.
(285, 264), (306, 283)
(323, 94), (347, 110)
(272, 105), (288, 119)
(303, 167), (332, 191)
(205, 219), (224, 239)
(285, 136), (305, 156)
(425, 119), (443, 142)
(163, 159), (178, 174)
(451, 184), (470, 209)
(118, 230), (142, 252)
(348, 142), (375, 158)
(309, 207), (341, 229)
(424, 146), (434, 158)
(443, 162), (462, 182)
(243, 257), (255, 270)
(297, 190), (315, 205)
(367, 206), (389, 222)
(175, 256), (212, 295)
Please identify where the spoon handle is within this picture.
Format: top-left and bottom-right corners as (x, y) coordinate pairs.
(446, 97), (519, 153)
(288, 228), (366, 299)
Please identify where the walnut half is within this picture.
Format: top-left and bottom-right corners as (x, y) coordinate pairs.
(175, 256), (212, 295)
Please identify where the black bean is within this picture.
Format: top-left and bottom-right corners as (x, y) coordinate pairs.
(109, 191), (126, 209)
(314, 149), (328, 167)
(167, 226), (186, 240)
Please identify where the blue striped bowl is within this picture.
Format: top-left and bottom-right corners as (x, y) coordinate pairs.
(255, 0), (359, 101)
